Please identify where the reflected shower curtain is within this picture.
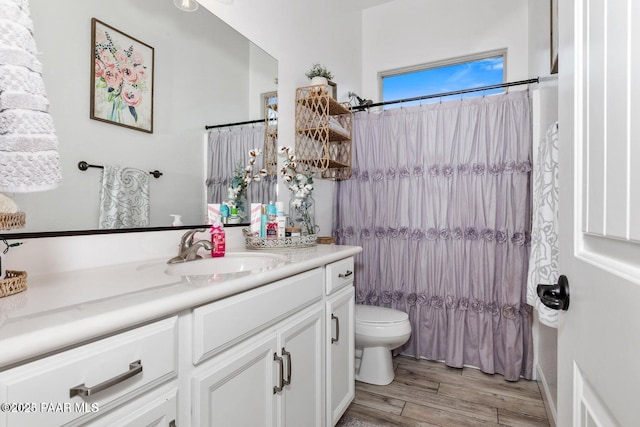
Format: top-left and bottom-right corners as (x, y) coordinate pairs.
(334, 92), (534, 380)
(206, 125), (276, 206)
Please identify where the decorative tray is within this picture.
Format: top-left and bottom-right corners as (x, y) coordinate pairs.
(243, 228), (317, 250)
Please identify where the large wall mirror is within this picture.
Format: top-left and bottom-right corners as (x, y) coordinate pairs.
(6, 0), (277, 235)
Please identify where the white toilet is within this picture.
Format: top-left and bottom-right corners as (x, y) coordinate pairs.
(354, 304), (412, 385)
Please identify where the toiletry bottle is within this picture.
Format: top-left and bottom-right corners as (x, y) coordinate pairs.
(266, 202), (278, 239)
(260, 205), (267, 238)
(210, 216), (226, 257)
(229, 207), (239, 224)
(275, 201), (286, 238)
(170, 214), (183, 226)
(220, 204), (229, 225)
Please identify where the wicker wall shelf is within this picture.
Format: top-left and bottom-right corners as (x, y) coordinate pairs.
(298, 127), (350, 143)
(295, 85), (352, 180)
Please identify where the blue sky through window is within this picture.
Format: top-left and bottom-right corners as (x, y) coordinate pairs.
(382, 56), (504, 108)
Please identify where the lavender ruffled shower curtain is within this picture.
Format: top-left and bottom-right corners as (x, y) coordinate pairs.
(334, 91), (534, 380)
(206, 125), (276, 206)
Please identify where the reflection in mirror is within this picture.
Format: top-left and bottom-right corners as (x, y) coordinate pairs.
(205, 91), (278, 224)
(6, 0), (277, 234)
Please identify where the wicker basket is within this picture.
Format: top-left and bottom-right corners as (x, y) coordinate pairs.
(0, 212), (26, 230)
(0, 270), (27, 298)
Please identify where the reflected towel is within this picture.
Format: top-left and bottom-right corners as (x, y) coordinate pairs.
(0, 0), (62, 193)
(526, 122), (559, 328)
(99, 165), (149, 229)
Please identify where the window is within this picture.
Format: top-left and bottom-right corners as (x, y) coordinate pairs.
(380, 51), (505, 108)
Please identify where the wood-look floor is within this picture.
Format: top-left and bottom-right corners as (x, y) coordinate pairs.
(340, 356), (550, 427)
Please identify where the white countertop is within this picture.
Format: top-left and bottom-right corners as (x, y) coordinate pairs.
(0, 244), (362, 370)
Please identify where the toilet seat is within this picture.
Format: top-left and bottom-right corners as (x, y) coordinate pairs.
(355, 305), (408, 325)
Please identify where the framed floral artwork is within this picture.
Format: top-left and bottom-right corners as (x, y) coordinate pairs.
(90, 18), (154, 133)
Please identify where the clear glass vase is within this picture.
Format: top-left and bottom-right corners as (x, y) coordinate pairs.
(226, 190), (249, 224)
(289, 196), (316, 235)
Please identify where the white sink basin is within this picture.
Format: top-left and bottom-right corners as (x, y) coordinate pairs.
(165, 252), (288, 277)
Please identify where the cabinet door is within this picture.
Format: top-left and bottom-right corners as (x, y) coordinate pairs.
(326, 285), (355, 426)
(192, 334), (278, 427)
(277, 305), (324, 427)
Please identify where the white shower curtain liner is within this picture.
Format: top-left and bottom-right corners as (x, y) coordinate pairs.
(526, 122), (560, 328)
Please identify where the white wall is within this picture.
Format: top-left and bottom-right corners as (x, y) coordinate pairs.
(14, 0), (265, 231)
(198, 0), (365, 235)
(249, 44), (278, 120)
(361, 0), (529, 102)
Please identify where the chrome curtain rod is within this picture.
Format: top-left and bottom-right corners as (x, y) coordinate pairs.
(352, 77), (540, 111)
(77, 161), (163, 179)
(205, 118), (263, 130)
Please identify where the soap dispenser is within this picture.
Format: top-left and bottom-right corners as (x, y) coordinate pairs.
(210, 215), (226, 257)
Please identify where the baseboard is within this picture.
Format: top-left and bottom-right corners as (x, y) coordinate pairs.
(536, 364), (557, 427)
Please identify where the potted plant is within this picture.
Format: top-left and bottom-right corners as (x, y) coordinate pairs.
(305, 63), (334, 86)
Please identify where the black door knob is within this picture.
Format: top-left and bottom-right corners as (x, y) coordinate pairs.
(536, 275), (570, 311)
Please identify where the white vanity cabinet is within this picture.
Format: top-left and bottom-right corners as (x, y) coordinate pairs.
(0, 317), (178, 427)
(0, 248), (360, 427)
(190, 268), (325, 427)
(325, 257), (355, 426)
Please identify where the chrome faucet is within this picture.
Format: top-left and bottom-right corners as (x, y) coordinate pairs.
(167, 229), (214, 264)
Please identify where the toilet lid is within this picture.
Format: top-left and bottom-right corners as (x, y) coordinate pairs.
(355, 305), (409, 324)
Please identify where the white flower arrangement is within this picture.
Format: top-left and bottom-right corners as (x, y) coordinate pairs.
(279, 146), (313, 205)
(226, 149), (266, 211)
(279, 146), (316, 234)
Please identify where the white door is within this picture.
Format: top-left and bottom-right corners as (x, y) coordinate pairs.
(557, 0), (640, 426)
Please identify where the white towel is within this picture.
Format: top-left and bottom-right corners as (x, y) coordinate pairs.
(526, 122), (559, 328)
(99, 166), (150, 229)
(0, 0), (61, 193)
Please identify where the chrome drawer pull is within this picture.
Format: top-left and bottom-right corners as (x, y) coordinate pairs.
(331, 314), (340, 343)
(338, 270), (353, 278)
(69, 360), (143, 398)
(273, 353), (284, 394)
(282, 348), (292, 386)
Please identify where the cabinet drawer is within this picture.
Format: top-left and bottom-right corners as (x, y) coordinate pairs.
(326, 257), (355, 295)
(193, 268), (323, 364)
(0, 317), (178, 427)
